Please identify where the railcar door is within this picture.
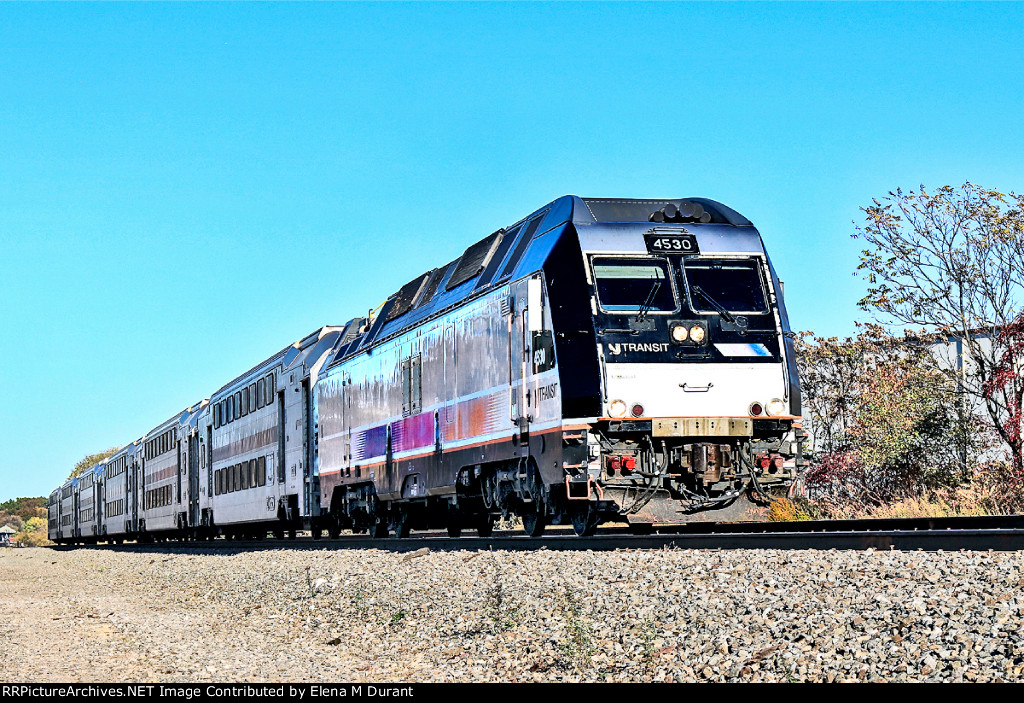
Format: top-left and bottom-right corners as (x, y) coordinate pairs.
(509, 287), (530, 448)
(130, 459), (139, 533)
(97, 478), (104, 535)
(188, 432), (200, 528)
(303, 378), (315, 516)
(176, 435), (183, 516)
(385, 424), (395, 495)
(443, 324), (456, 430)
(277, 387), (286, 483)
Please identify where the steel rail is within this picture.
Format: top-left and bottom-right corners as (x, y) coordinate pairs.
(54, 518), (1024, 553)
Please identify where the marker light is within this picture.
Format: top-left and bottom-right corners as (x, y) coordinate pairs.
(749, 402), (764, 416)
(609, 399), (628, 418)
(767, 398), (787, 416)
(689, 325), (706, 344)
(631, 403), (645, 417)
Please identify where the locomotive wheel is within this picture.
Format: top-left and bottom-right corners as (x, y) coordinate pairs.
(273, 527), (285, 540)
(571, 505), (599, 537)
(371, 519), (389, 539)
(393, 511), (411, 539)
(447, 522), (462, 538)
(476, 515), (495, 538)
(521, 507), (546, 537)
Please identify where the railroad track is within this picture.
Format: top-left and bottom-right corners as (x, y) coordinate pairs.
(56, 515), (1024, 553)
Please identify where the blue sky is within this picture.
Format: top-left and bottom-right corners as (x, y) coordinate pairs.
(2, 2), (1022, 500)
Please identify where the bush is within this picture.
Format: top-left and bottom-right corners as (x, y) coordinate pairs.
(798, 325), (983, 510)
(15, 530), (51, 547)
(766, 498), (817, 522)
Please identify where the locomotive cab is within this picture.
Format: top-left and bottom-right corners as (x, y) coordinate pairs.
(549, 199), (803, 528)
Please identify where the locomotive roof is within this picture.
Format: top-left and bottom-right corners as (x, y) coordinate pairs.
(325, 195), (759, 368)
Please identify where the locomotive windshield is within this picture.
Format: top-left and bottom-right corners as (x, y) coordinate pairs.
(682, 258), (768, 314)
(592, 257), (678, 313)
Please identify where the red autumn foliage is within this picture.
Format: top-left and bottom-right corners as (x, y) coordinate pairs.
(982, 315), (1024, 478)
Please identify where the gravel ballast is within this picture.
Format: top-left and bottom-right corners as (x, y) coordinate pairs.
(1, 545), (1021, 682)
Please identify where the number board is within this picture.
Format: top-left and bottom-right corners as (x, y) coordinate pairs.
(644, 233), (700, 254)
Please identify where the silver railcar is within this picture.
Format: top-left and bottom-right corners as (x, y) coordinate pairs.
(100, 443), (138, 540)
(74, 463), (103, 543)
(204, 326), (343, 537)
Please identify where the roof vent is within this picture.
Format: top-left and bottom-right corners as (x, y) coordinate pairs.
(650, 201), (711, 224)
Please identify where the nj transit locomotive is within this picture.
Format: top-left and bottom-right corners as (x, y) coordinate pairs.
(49, 196), (802, 543)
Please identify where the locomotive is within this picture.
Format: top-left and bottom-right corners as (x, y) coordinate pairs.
(49, 195), (802, 543)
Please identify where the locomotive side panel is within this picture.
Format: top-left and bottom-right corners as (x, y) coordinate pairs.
(317, 273), (570, 533)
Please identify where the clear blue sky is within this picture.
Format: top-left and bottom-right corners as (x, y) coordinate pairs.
(2, 2), (1022, 501)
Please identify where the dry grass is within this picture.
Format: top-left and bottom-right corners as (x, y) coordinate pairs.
(771, 463), (1024, 522)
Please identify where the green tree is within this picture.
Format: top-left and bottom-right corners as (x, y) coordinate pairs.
(855, 183), (1024, 474)
(70, 447), (120, 479)
(0, 497), (47, 521)
(1, 514), (24, 531)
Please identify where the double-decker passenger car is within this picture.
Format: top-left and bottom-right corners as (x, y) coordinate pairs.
(51, 195), (802, 543)
(102, 442), (139, 541)
(205, 326), (343, 539)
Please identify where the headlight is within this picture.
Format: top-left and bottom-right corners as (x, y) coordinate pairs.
(671, 324), (689, 343)
(609, 399), (628, 418)
(689, 325), (706, 344)
(767, 398), (787, 416)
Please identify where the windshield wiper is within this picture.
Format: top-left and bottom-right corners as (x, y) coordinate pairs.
(692, 285), (736, 323)
(635, 280), (662, 323)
